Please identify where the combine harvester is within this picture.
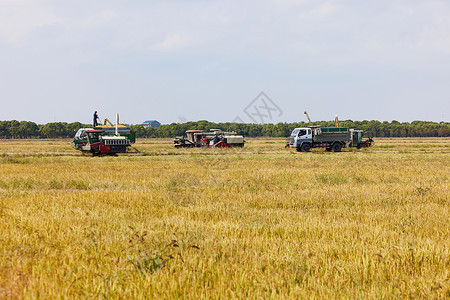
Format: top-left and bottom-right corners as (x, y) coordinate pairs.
(174, 129), (245, 148)
(72, 113), (135, 156)
(287, 111), (373, 152)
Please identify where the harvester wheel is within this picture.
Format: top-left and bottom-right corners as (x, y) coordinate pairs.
(301, 143), (311, 152)
(296, 147), (302, 152)
(332, 143), (342, 152)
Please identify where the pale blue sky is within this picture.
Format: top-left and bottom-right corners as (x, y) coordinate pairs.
(0, 0), (449, 124)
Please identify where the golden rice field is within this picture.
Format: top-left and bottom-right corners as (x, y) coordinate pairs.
(0, 137), (449, 298)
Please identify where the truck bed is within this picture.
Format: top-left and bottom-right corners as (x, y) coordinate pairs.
(313, 133), (349, 143)
(312, 128), (350, 143)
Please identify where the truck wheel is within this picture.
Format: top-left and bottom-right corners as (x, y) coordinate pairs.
(296, 147), (302, 152)
(301, 143), (311, 152)
(332, 143), (342, 152)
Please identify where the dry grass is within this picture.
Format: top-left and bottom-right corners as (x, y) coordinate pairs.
(0, 138), (449, 298)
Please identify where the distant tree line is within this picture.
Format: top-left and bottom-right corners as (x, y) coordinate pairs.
(0, 120), (448, 139)
(0, 121), (88, 139)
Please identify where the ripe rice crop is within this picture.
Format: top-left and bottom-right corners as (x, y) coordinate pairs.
(0, 138), (449, 298)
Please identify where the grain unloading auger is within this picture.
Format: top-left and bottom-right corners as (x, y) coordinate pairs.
(72, 113), (136, 156)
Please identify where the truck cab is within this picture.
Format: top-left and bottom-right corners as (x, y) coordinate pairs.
(289, 127), (312, 149)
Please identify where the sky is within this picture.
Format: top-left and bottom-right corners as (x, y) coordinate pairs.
(0, 0), (449, 125)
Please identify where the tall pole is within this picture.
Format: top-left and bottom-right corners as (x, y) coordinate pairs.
(115, 113), (119, 136)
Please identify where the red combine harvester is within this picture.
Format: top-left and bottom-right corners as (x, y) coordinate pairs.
(173, 129), (245, 148)
(72, 129), (131, 156)
(72, 113), (134, 156)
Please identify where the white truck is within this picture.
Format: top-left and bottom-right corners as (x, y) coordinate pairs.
(287, 126), (373, 152)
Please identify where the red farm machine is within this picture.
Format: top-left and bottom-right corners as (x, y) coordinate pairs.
(173, 129), (245, 148)
(72, 113), (135, 156)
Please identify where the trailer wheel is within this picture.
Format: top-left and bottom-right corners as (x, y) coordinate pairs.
(301, 143), (311, 152)
(332, 143), (342, 152)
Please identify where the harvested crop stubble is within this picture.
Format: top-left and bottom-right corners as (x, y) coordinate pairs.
(0, 137), (449, 298)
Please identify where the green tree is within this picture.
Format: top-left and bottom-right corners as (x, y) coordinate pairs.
(40, 122), (67, 138)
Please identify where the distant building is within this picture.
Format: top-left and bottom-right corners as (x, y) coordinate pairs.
(142, 120), (161, 129)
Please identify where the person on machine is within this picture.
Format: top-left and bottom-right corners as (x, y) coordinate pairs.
(93, 111), (99, 127)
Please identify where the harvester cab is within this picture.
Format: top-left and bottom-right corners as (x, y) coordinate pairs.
(86, 130), (102, 144)
(173, 130), (205, 148)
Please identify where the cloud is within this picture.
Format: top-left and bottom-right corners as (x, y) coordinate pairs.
(0, 2), (63, 44)
(80, 10), (118, 29)
(4, 0), (448, 66)
(300, 1), (335, 18)
(0, 0), (449, 123)
(149, 33), (192, 52)
(417, 28), (450, 54)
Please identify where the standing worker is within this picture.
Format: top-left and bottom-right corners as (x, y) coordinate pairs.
(93, 111), (99, 127)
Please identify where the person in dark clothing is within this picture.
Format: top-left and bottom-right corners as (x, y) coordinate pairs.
(93, 111), (99, 127)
